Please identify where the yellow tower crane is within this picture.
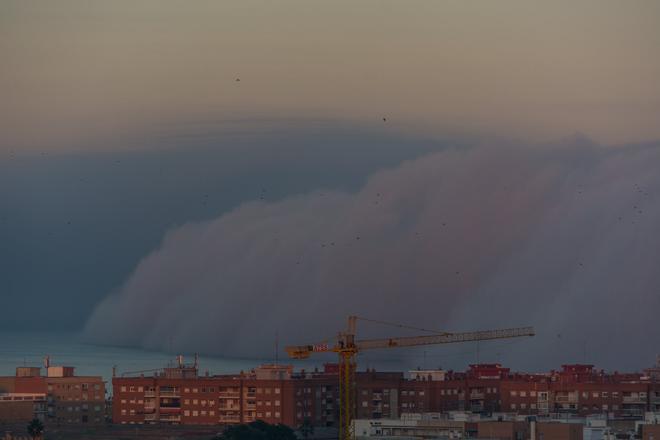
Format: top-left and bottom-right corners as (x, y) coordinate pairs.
(286, 315), (534, 440)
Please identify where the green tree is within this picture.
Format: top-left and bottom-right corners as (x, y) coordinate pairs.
(299, 418), (315, 439)
(215, 420), (296, 440)
(27, 418), (44, 439)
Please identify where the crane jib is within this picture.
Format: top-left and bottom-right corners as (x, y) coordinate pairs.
(355, 326), (535, 351)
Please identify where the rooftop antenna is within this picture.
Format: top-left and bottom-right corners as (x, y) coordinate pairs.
(194, 353), (199, 369)
(43, 355), (50, 369)
(275, 330), (279, 366)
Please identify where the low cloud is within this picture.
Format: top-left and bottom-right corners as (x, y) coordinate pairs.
(84, 139), (660, 371)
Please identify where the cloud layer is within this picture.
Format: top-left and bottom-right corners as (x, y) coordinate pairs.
(84, 139), (660, 371)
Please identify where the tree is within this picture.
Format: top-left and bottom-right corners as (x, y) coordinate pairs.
(27, 418), (44, 439)
(299, 418), (315, 439)
(215, 420), (297, 440)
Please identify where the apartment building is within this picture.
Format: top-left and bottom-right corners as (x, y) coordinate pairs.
(112, 360), (660, 429)
(0, 362), (105, 425)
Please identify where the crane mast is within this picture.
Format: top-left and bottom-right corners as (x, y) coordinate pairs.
(286, 316), (534, 440)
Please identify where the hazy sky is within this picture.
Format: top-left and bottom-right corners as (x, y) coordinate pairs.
(2, 0), (660, 153)
(2, 1), (660, 371)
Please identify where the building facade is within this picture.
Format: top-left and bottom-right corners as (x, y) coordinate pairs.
(112, 359), (660, 429)
(0, 362), (105, 425)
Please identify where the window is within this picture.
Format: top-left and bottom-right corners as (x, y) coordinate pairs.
(275, 400), (280, 406)
(275, 412), (280, 418)
(440, 390), (445, 395)
(184, 410), (190, 416)
(193, 399), (198, 404)
(530, 391), (536, 397)
(201, 410), (207, 416)
(531, 404), (537, 409)
(266, 412), (271, 417)
(511, 391), (517, 396)
(121, 409), (127, 415)
(593, 392), (599, 398)
(193, 388), (198, 393)
(184, 399), (190, 404)
(419, 391), (425, 396)
(275, 388), (281, 394)
(129, 386), (135, 392)
(185, 388), (190, 393)
(121, 386), (127, 392)
(511, 404), (517, 410)
(193, 411), (198, 417)
(521, 403), (527, 409)
(362, 401), (368, 407)
(138, 386), (143, 392)
(265, 388), (271, 394)
(602, 392), (608, 398)
(210, 411), (215, 416)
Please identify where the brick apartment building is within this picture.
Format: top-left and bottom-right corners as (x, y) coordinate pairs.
(0, 360), (105, 425)
(112, 359), (660, 429)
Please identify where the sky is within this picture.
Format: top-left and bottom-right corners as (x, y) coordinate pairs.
(2, 1), (660, 371)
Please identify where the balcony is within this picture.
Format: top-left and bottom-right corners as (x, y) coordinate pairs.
(219, 415), (241, 423)
(144, 414), (158, 421)
(144, 391), (156, 398)
(218, 392), (241, 398)
(159, 415), (181, 422)
(159, 391), (180, 398)
(623, 396), (646, 404)
(555, 395), (578, 403)
(470, 392), (485, 400)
